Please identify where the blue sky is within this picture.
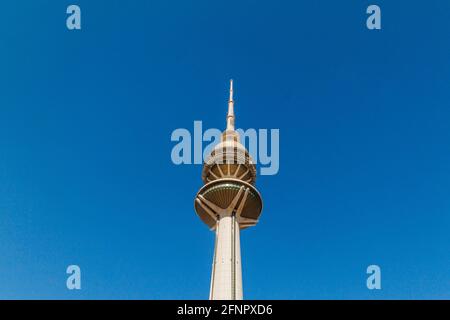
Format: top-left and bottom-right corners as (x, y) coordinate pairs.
(0, 1), (449, 299)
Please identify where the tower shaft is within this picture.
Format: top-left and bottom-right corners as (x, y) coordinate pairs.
(194, 81), (263, 300)
(209, 215), (243, 300)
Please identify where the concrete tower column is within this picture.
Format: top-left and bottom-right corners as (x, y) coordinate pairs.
(209, 215), (243, 300)
(194, 80), (263, 300)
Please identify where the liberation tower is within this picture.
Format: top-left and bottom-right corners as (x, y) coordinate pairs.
(194, 80), (263, 300)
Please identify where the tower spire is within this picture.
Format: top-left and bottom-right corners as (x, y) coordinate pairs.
(227, 79), (235, 131)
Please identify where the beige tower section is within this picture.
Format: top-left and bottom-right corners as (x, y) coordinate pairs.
(194, 80), (263, 300)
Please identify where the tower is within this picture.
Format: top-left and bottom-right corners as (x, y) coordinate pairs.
(194, 80), (263, 300)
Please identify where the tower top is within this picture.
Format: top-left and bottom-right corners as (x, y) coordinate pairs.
(226, 79), (235, 131)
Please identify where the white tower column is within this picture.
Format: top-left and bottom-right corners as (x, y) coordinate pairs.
(194, 81), (262, 301)
(209, 214), (243, 300)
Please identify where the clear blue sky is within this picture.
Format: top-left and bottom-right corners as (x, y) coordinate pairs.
(0, 1), (449, 299)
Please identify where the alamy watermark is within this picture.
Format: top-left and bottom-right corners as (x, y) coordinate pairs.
(366, 264), (381, 290)
(170, 121), (280, 176)
(66, 264), (81, 290)
(66, 5), (81, 30)
(366, 5), (381, 30)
